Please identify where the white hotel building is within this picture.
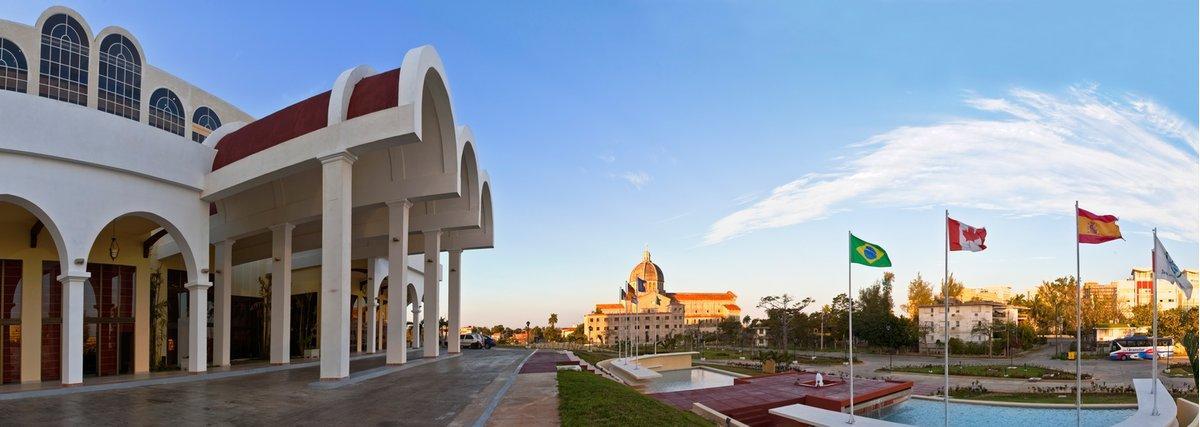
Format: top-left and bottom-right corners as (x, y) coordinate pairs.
(0, 6), (493, 385)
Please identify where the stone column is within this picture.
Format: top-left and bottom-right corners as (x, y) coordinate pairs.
(269, 223), (295, 364)
(412, 304), (421, 349)
(448, 250), (462, 353)
(422, 230), (441, 358)
(58, 271), (89, 385)
(386, 200), (411, 364)
(186, 280), (211, 372)
(366, 257), (386, 354)
(319, 152), (356, 379)
(213, 239), (235, 367)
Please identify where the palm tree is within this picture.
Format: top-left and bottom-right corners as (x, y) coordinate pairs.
(548, 313), (558, 329)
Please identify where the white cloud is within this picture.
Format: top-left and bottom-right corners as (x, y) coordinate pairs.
(597, 152), (616, 163)
(621, 171), (652, 190)
(705, 86), (1199, 245)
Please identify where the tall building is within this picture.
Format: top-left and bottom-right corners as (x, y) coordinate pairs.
(959, 285), (1013, 303)
(583, 250), (740, 344)
(1083, 269), (1199, 320)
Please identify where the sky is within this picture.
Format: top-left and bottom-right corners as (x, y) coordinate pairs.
(6, 1), (1197, 329)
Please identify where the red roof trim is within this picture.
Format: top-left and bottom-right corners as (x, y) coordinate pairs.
(346, 68), (400, 120)
(212, 91), (332, 170)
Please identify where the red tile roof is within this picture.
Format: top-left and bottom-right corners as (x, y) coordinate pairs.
(724, 304), (741, 311)
(674, 291), (737, 301)
(346, 68), (400, 120)
(212, 68), (402, 171)
(213, 90), (331, 170)
(595, 303), (623, 310)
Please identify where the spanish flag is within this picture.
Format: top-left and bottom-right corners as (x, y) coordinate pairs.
(1077, 207), (1122, 244)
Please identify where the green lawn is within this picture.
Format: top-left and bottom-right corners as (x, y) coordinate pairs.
(950, 391), (1137, 404)
(879, 364), (1077, 379)
(557, 371), (711, 426)
(571, 350), (616, 366)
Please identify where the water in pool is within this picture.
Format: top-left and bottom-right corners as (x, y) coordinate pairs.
(642, 368), (737, 393)
(874, 399), (1135, 426)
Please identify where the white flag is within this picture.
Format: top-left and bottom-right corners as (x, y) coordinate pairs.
(1154, 235), (1192, 299)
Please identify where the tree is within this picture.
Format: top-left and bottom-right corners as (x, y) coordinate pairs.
(717, 316), (742, 344)
(757, 294), (813, 352)
(548, 313), (558, 330)
(1030, 277), (1077, 335)
(971, 320), (995, 357)
(855, 272), (896, 348)
(905, 273), (934, 320)
(935, 274), (964, 303)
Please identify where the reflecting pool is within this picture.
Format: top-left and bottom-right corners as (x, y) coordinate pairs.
(642, 367), (738, 393)
(874, 398), (1135, 426)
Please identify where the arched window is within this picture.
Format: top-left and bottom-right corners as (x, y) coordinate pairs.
(97, 34), (140, 121)
(191, 106), (221, 143)
(39, 13), (89, 105)
(148, 88), (184, 136)
(0, 38), (28, 93)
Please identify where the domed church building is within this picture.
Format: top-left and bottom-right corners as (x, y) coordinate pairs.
(583, 250), (740, 345)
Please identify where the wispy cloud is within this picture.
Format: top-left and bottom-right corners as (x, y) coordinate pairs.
(656, 211), (693, 224)
(704, 85), (1199, 245)
(597, 152), (616, 163)
(621, 171), (652, 190)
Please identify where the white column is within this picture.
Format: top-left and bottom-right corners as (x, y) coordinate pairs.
(186, 280), (211, 372)
(412, 304), (421, 349)
(319, 152), (356, 379)
(213, 239), (235, 367)
(386, 200), (411, 364)
(356, 306), (363, 353)
(366, 257), (386, 354)
(270, 223), (295, 364)
(58, 271), (89, 385)
(422, 230), (441, 358)
(448, 250), (462, 353)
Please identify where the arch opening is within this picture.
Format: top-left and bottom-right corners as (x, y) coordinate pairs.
(97, 33), (141, 121)
(0, 38), (29, 93)
(0, 198), (67, 384)
(39, 13), (90, 105)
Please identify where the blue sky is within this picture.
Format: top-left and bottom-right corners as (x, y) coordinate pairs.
(8, 1), (1197, 328)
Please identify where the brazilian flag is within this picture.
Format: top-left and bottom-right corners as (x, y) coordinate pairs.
(850, 233), (892, 267)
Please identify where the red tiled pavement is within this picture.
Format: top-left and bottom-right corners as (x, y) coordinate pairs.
(647, 371), (912, 426)
(518, 351), (572, 374)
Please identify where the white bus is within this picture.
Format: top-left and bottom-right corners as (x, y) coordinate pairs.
(1108, 335), (1174, 360)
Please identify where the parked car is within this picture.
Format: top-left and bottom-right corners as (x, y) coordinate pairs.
(460, 333), (485, 349)
(483, 336), (496, 349)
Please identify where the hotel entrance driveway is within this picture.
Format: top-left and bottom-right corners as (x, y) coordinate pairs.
(0, 349), (533, 425)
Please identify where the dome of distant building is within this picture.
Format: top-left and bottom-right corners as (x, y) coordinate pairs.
(628, 249), (665, 285)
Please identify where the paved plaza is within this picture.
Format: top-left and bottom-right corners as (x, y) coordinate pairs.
(0, 349), (534, 425)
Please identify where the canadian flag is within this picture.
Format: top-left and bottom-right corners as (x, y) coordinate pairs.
(947, 217), (987, 252)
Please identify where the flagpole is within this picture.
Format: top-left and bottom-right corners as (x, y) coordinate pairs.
(1152, 228), (1160, 416)
(943, 209), (950, 427)
(1080, 201), (1089, 427)
(847, 230), (855, 425)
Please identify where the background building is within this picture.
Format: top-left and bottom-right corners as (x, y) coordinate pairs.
(917, 301), (1023, 353)
(1083, 268), (1199, 319)
(583, 250), (740, 344)
(959, 285), (1013, 304)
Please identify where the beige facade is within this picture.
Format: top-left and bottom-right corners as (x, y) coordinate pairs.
(917, 301), (1023, 351)
(959, 285), (1013, 304)
(1083, 268), (1199, 320)
(583, 251), (740, 344)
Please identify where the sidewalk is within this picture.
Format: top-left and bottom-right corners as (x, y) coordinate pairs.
(485, 350), (565, 427)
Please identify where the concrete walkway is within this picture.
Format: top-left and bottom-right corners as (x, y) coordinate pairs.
(473, 350), (564, 427)
(0, 349), (532, 425)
